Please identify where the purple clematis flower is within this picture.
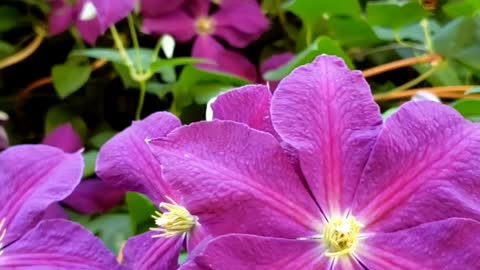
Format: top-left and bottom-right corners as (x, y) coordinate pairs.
(146, 56), (480, 269)
(142, 0), (269, 82)
(260, 52), (295, 91)
(42, 124), (125, 217)
(48, 0), (135, 44)
(0, 145), (121, 269)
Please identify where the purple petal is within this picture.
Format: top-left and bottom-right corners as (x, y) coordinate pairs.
(357, 218), (480, 269)
(48, 0), (76, 36)
(96, 112), (181, 205)
(104, 0), (135, 28)
(191, 234), (329, 270)
(0, 145), (83, 245)
(260, 53), (295, 91)
(42, 123), (83, 153)
(122, 232), (183, 270)
(63, 179), (125, 215)
(141, 0), (186, 17)
(192, 36), (258, 82)
(142, 10), (196, 42)
(0, 219), (121, 269)
(41, 203), (68, 220)
(148, 120), (322, 238)
(184, 0), (211, 17)
(212, 2), (269, 48)
(212, 85), (278, 137)
(271, 55), (383, 217)
(351, 101), (480, 232)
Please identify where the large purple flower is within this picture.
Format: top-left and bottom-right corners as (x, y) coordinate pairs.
(48, 0), (135, 44)
(142, 0), (269, 82)
(0, 145), (120, 269)
(146, 56), (480, 269)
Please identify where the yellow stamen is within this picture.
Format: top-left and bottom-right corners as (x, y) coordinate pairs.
(150, 197), (198, 238)
(323, 216), (363, 258)
(195, 17), (215, 35)
(212, 0), (222, 5)
(0, 218), (6, 256)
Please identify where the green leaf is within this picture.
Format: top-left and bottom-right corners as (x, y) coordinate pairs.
(366, 1), (429, 30)
(149, 57), (208, 73)
(382, 107), (399, 120)
(126, 192), (157, 234)
(0, 40), (14, 55)
(89, 131), (117, 149)
(44, 106), (88, 140)
(145, 82), (173, 98)
(83, 150), (98, 178)
(284, 0), (361, 23)
(451, 100), (480, 122)
(264, 36), (353, 81)
(84, 214), (133, 254)
(443, 0), (480, 18)
(328, 17), (381, 47)
(73, 48), (155, 71)
(0, 6), (24, 32)
(52, 63), (91, 99)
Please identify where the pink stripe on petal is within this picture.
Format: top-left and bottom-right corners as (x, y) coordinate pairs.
(271, 55), (382, 217)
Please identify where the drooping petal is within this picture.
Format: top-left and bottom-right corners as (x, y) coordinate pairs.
(351, 101), (480, 232)
(357, 218), (480, 270)
(190, 234), (330, 270)
(148, 120), (323, 238)
(41, 203), (68, 220)
(48, 0), (76, 36)
(103, 0), (135, 28)
(271, 55), (383, 217)
(260, 53), (295, 91)
(0, 145), (83, 246)
(122, 232), (183, 270)
(142, 10), (196, 42)
(211, 85), (277, 137)
(0, 219), (121, 269)
(63, 179), (125, 215)
(192, 36), (258, 82)
(140, 0), (186, 17)
(96, 112), (181, 205)
(213, 2), (269, 48)
(42, 123), (83, 153)
(75, 0), (106, 45)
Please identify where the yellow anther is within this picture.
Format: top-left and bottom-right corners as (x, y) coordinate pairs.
(195, 17), (215, 35)
(212, 0), (222, 5)
(150, 197), (197, 238)
(323, 216), (363, 258)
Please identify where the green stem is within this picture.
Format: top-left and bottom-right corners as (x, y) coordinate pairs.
(152, 38), (163, 62)
(127, 15), (143, 74)
(110, 26), (136, 72)
(273, 0), (289, 35)
(135, 80), (147, 120)
(305, 23), (313, 45)
(420, 19), (433, 53)
(389, 65), (439, 93)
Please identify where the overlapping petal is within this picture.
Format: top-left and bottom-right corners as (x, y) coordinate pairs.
(271, 55), (383, 217)
(123, 232), (183, 270)
(0, 145), (83, 245)
(260, 53), (295, 91)
(142, 11), (196, 42)
(42, 124), (83, 153)
(148, 120), (322, 238)
(357, 218), (480, 269)
(190, 234), (329, 270)
(0, 220), (121, 269)
(96, 112), (181, 205)
(352, 101), (480, 231)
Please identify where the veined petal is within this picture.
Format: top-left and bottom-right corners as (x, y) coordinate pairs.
(142, 11), (196, 42)
(148, 120), (322, 238)
(212, 85), (278, 137)
(0, 220), (121, 269)
(0, 145), (83, 246)
(96, 112), (181, 205)
(271, 55), (382, 217)
(122, 232), (183, 270)
(42, 124), (83, 153)
(352, 101), (480, 232)
(191, 234), (330, 270)
(357, 218), (480, 270)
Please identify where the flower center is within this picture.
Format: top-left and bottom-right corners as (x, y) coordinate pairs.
(195, 17), (215, 35)
(0, 218), (6, 256)
(323, 216), (363, 258)
(212, 0), (222, 5)
(150, 197), (198, 238)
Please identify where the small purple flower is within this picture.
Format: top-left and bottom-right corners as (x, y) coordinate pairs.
(260, 52), (295, 91)
(0, 145), (120, 268)
(146, 56), (480, 269)
(48, 0), (135, 44)
(142, 0), (269, 81)
(0, 111), (8, 150)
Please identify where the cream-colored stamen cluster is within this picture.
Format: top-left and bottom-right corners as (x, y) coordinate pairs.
(150, 197), (198, 238)
(0, 218), (6, 256)
(195, 17), (215, 35)
(323, 216), (363, 258)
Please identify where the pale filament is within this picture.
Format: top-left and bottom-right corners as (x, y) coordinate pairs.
(0, 218), (7, 256)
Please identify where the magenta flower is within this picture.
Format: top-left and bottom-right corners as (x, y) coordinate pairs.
(142, 0), (269, 82)
(42, 124), (125, 216)
(0, 145), (120, 269)
(260, 52), (295, 91)
(48, 0), (135, 44)
(147, 56), (480, 269)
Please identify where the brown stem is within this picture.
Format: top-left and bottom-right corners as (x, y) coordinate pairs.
(374, 85), (477, 102)
(363, 54), (442, 78)
(0, 34), (44, 70)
